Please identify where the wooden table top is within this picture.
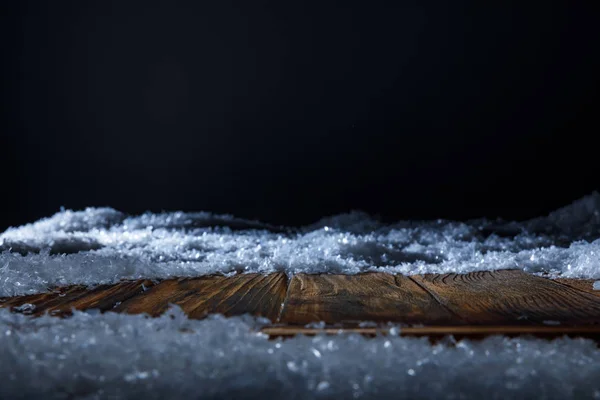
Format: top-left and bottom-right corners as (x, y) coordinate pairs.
(2, 270), (600, 340)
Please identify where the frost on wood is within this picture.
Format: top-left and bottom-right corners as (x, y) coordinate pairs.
(1, 307), (600, 400)
(1, 193), (600, 296)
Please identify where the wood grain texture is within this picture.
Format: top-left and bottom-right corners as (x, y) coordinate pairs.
(0, 280), (153, 316)
(2, 271), (600, 339)
(114, 273), (288, 321)
(411, 270), (600, 325)
(0, 285), (89, 315)
(553, 278), (600, 297)
(279, 272), (457, 325)
(55, 280), (155, 314)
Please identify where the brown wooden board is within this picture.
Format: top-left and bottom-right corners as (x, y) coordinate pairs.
(278, 272), (458, 325)
(553, 278), (600, 298)
(2, 271), (600, 339)
(114, 273), (288, 321)
(54, 280), (155, 315)
(0, 285), (89, 315)
(0, 280), (153, 316)
(411, 270), (600, 325)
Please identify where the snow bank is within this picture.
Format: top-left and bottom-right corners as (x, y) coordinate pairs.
(1, 307), (599, 400)
(1, 193), (600, 296)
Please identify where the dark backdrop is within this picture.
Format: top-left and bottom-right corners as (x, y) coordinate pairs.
(1, 1), (599, 229)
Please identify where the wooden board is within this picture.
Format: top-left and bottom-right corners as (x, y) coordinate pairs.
(278, 272), (457, 325)
(553, 278), (600, 297)
(411, 270), (600, 325)
(0, 280), (153, 316)
(0, 285), (89, 315)
(2, 271), (600, 340)
(56, 280), (155, 314)
(114, 273), (288, 321)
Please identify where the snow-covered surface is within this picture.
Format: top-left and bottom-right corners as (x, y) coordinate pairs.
(1, 193), (600, 296)
(1, 307), (599, 400)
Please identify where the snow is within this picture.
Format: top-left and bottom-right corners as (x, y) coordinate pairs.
(1, 193), (600, 296)
(1, 307), (600, 400)
(1, 196), (600, 398)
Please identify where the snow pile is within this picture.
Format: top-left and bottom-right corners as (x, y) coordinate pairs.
(1, 307), (599, 400)
(1, 193), (600, 296)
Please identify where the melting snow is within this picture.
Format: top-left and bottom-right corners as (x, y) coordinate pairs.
(1, 307), (599, 399)
(1, 193), (600, 296)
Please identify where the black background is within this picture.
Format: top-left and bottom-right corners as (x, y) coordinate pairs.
(1, 1), (599, 230)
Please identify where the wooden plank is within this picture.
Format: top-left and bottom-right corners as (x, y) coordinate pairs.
(50, 280), (155, 315)
(0, 285), (90, 315)
(114, 273), (288, 321)
(411, 270), (600, 325)
(2, 271), (599, 336)
(279, 272), (458, 325)
(553, 278), (600, 297)
(0, 280), (154, 316)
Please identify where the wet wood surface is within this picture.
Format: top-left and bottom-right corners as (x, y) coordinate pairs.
(2, 270), (600, 338)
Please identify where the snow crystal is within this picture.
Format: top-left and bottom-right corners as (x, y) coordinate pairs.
(1, 193), (600, 296)
(1, 307), (599, 400)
